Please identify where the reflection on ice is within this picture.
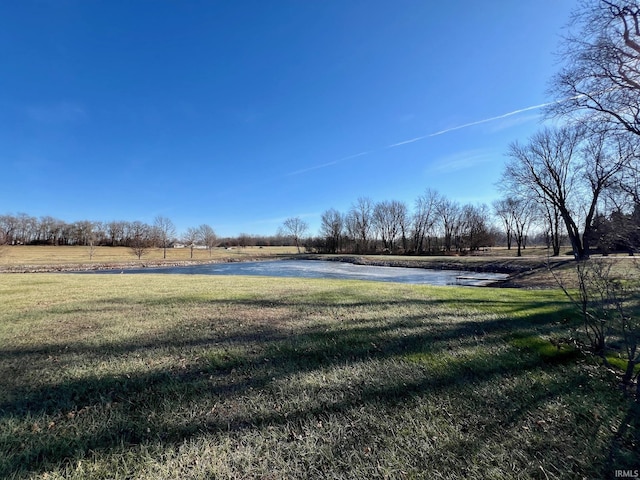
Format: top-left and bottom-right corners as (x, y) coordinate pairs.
(88, 259), (509, 287)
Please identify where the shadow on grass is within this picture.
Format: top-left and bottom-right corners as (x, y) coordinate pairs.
(0, 294), (636, 478)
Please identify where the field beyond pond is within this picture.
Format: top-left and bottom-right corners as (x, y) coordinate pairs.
(0, 245), (299, 271)
(1, 273), (638, 479)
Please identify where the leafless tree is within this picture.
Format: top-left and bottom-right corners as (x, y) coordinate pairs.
(237, 233), (253, 248)
(70, 220), (95, 246)
(37, 216), (63, 245)
(412, 189), (439, 254)
(198, 224), (217, 257)
(504, 126), (630, 259)
(183, 227), (199, 259)
(493, 199), (515, 251)
(75, 221), (99, 259)
(373, 200), (407, 253)
(549, 0), (640, 137)
(320, 208), (344, 253)
(536, 199), (563, 257)
(493, 197), (534, 256)
(347, 197), (374, 254)
(458, 203), (494, 252)
(553, 259), (640, 400)
(0, 215), (17, 245)
(15, 213), (36, 245)
(153, 215), (176, 259)
(511, 200), (534, 257)
(437, 197), (461, 252)
(129, 221), (151, 260)
(279, 217), (309, 253)
(107, 221), (126, 246)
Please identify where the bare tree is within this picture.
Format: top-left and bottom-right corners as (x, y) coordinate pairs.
(373, 200), (407, 253)
(279, 217), (309, 253)
(183, 227), (199, 259)
(198, 224), (217, 257)
(107, 221), (126, 246)
(153, 215), (176, 259)
(553, 259), (640, 400)
(78, 221), (99, 260)
(493, 199), (515, 251)
(37, 216), (64, 245)
(237, 233), (253, 248)
(504, 126), (629, 260)
(70, 220), (95, 246)
(347, 197), (374, 254)
(129, 221), (151, 260)
(536, 198), (564, 256)
(437, 197), (461, 253)
(549, 0), (640, 137)
(511, 199), (534, 257)
(412, 190), (439, 254)
(15, 213), (36, 245)
(458, 203), (494, 252)
(493, 197), (534, 256)
(0, 215), (17, 245)
(320, 208), (344, 254)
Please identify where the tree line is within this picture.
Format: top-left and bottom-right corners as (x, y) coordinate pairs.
(0, 214), (217, 259)
(311, 194), (498, 254)
(0, 194), (550, 258)
(281, 192), (562, 256)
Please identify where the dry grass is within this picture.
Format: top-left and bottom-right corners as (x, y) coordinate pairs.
(0, 245), (297, 270)
(0, 273), (638, 479)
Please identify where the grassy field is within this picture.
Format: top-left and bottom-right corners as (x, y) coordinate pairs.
(1, 273), (638, 479)
(0, 245), (299, 269)
(0, 244), (572, 266)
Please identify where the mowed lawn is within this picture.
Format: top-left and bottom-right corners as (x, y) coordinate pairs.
(0, 274), (638, 479)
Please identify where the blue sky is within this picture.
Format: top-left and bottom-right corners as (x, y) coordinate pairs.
(1, 1), (576, 237)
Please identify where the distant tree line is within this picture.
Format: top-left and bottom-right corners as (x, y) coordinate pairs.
(275, 192), (537, 256)
(3, 174), (638, 259)
(304, 192), (499, 255)
(0, 214), (217, 258)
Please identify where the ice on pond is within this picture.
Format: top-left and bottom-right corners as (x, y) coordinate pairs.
(84, 259), (508, 287)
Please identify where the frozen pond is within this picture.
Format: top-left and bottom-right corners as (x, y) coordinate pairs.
(86, 260), (508, 287)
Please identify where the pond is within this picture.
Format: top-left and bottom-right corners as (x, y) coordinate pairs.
(86, 259), (509, 287)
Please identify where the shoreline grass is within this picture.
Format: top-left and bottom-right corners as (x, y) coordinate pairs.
(1, 273), (638, 478)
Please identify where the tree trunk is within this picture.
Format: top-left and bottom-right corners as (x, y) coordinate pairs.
(561, 210), (588, 260)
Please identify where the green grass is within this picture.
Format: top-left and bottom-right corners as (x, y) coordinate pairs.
(0, 273), (638, 479)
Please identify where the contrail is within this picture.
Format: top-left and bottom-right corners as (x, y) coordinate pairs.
(287, 100), (555, 176)
(386, 101), (553, 148)
(426, 101), (554, 137)
(285, 151), (370, 176)
(386, 135), (429, 148)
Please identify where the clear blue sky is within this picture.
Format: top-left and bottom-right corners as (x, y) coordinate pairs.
(1, 1), (576, 238)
